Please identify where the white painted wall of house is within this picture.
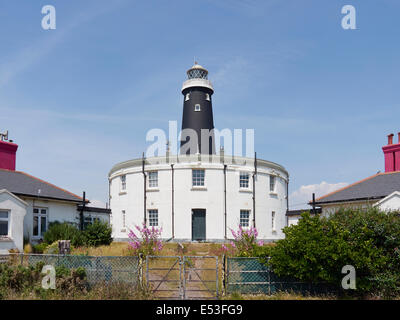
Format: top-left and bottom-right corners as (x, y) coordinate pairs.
(320, 201), (376, 217)
(18, 198), (109, 243)
(21, 198), (79, 242)
(375, 192), (400, 211)
(109, 156), (289, 241)
(0, 191), (27, 252)
(287, 216), (300, 226)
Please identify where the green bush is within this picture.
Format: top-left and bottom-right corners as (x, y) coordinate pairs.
(32, 242), (49, 254)
(0, 262), (88, 299)
(43, 220), (112, 248)
(44, 241), (60, 254)
(267, 208), (400, 297)
(83, 220), (113, 247)
(43, 222), (84, 247)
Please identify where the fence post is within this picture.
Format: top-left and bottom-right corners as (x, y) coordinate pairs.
(180, 257), (185, 300)
(216, 256), (219, 299)
(222, 254), (226, 296)
(20, 253), (24, 266)
(138, 254), (143, 288)
(146, 255), (149, 291)
(268, 257), (271, 296)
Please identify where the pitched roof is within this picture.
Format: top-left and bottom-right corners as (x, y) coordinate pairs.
(314, 171), (400, 205)
(0, 169), (83, 203)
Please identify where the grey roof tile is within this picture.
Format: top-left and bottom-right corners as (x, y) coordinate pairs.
(0, 169), (82, 203)
(315, 172), (400, 204)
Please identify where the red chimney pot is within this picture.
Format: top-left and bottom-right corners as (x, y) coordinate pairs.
(383, 132), (400, 173)
(0, 140), (18, 171)
(388, 133), (394, 145)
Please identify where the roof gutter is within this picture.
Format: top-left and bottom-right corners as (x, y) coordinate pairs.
(313, 196), (385, 206)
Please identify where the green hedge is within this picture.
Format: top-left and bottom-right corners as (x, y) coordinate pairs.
(43, 221), (112, 248)
(267, 208), (400, 298)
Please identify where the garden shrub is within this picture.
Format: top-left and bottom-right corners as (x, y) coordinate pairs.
(222, 225), (265, 257)
(32, 242), (49, 254)
(43, 220), (112, 248)
(0, 261), (89, 299)
(44, 241), (60, 254)
(128, 223), (163, 256)
(43, 221), (84, 247)
(267, 208), (400, 297)
(23, 243), (33, 254)
(83, 220), (113, 247)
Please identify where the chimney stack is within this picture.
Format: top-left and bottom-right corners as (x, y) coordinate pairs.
(0, 131), (18, 171)
(382, 132), (400, 173)
(388, 133), (394, 145)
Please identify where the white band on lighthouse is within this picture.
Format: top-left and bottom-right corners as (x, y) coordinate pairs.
(181, 78), (214, 93)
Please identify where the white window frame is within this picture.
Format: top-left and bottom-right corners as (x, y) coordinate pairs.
(194, 104), (201, 112)
(205, 93), (210, 101)
(83, 215), (100, 229)
(148, 171), (158, 188)
(148, 209), (158, 227)
(121, 174), (127, 191)
(192, 169), (205, 187)
(185, 93), (190, 101)
(271, 211), (276, 232)
(33, 207), (48, 238)
(240, 210), (250, 227)
(122, 210), (126, 228)
(239, 172), (250, 189)
(269, 175), (276, 193)
(0, 210), (9, 237)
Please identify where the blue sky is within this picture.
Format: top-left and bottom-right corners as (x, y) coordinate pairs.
(0, 0), (399, 208)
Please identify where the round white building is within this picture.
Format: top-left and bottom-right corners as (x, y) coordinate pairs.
(109, 63), (289, 242)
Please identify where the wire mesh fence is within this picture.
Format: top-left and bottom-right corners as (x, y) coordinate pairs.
(1, 254), (338, 297)
(1, 253), (140, 287)
(225, 257), (338, 296)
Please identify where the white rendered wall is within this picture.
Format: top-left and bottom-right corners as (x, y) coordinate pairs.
(287, 216), (300, 226)
(320, 201), (377, 217)
(109, 156), (289, 241)
(21, 198), (78, 242)
(19, 198), (109, 243)
(375, 192), (400, 211)
(0, 191), (27, 252)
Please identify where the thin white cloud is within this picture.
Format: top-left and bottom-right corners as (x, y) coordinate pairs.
(289, 181), (349, 210)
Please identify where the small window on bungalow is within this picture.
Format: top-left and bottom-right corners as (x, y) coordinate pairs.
(84, 216), (100, 229)
(0, 210), (9, 237)
(33, 208), (47, 237)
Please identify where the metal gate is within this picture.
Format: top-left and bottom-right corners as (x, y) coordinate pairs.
(146, 255), (219, 300)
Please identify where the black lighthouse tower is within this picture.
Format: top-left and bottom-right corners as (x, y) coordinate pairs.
(180, 62), (215, 155)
